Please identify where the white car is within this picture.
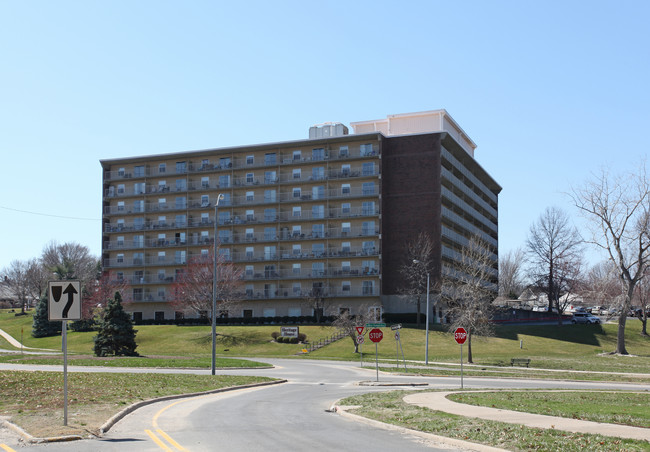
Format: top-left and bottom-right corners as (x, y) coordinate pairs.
(571, 312), (601, 324)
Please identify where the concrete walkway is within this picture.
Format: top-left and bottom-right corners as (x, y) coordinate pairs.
(403, 391), (650, 442)
(0, 328), (57, 352)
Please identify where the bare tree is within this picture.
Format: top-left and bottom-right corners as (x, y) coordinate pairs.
(580, 261), (621, 313)
(400, 232), (435, 326)
(442, 236), (498, 363)
(301, 285), (332, 323)
(633, 267), (649, 336)
(170, 251), (244, 319)
(526, 206), (583, 322)
(571, 163), (650, 354)
(2, 260), (30, 313)
(332, 304), (374, 353)
(41, 241), (99, 284)
(498, 248), (526, 299)
(25, 258), (49, 307)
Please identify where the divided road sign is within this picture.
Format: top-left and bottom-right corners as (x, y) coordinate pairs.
(48, 281), (82, 321)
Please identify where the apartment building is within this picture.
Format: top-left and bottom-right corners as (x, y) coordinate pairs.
(100, 110), (501, 321)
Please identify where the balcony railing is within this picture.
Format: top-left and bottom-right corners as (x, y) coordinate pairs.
(242, 265), (379, 281)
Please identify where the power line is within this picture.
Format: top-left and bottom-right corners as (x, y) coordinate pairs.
(0, 205), (100, 221)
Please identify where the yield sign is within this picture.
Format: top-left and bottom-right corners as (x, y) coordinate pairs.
(355, 326), (365, 335)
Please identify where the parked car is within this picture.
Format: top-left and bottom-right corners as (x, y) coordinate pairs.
(571, 312), (601, 324)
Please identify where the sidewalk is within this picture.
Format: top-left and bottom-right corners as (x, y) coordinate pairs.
(403, 391), (650, 442)
(0, 328), (57, 353)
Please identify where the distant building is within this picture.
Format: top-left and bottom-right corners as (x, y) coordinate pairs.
(100, 110), (501, 321)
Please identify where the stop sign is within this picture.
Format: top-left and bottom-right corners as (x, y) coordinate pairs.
(369, 328), (383, 343)
(454, 327), (467, 345)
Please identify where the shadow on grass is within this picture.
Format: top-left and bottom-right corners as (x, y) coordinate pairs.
(493, 324), (606, 345)
(190, 331), (264, 347)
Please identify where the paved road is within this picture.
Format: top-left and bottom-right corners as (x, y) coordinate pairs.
(3, 359), (650, 451)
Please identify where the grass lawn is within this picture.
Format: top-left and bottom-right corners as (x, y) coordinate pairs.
(340, 390), (650, 451)
(0, 370), (277, 438)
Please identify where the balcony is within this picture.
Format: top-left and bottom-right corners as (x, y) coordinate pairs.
(242, 265), (379, 281)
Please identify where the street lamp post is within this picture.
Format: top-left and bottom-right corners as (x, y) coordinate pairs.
(212, 193), (225, 376)
(413, 259), (431, 365)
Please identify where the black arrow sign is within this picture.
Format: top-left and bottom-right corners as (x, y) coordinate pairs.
(61, 284), (78, 319)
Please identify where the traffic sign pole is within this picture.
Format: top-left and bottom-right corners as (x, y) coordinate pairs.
(375, 342), (379, 382)
(460, 344), (464, 389)
(62, 320), (68, 426)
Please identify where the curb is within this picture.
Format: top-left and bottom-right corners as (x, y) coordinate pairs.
(0, 379), (287, 443)
(333, 404), (509, 452)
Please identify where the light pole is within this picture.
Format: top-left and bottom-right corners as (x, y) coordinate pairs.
(413, 259), (430, 365)
(212, 193), (225, 375)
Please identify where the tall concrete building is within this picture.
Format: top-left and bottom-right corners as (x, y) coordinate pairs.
(100, 110), (501, 322)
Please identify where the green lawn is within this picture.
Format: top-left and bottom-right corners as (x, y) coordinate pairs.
(340, 390), (650, 451)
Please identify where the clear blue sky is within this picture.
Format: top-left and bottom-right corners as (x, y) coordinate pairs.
(1, 0), (648, 271)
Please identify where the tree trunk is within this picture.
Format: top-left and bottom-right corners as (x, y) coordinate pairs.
(556, 301), (563, 326)
(350, 333), (359, 353)
(467, 330), (473, 364)
(616, 310), (628, 354)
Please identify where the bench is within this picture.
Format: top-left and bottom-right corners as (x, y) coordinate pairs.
(511, 358), (531, 367)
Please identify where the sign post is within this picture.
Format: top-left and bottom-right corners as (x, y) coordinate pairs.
(48, 281), (82, 426)
(391, 324), (407, 372)
(356, 326), (365, 367)
(454, 327), (467, 389)
(369, 328), (383, 381)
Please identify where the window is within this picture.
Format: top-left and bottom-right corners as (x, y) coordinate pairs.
(246, 155), (254, 165)
(246, 228), (254, 240)
(246, 173), (254, 184)
(158, 180), (167, 191)
(264, 265), (275, 278)
(201, 212), (210, 224)
(246, 191), (254, 201)
(312, 224), (324, 238)
(218, 229), (230, 243)
(201, 159), (210, 169)
(342, 261), (351, 272)
(134, 182), (145, 194)
(292, 168), (301, 180)
(175, 179), (186, 191)
(342, 222), (351, 234)
(264, 227), (276, 240)
(176, 161), (187, 173)
(133, 288), (143, 302)
(264, 208), (276, 221)
(175, 196), (186, 209)
(219, 248), (230, 260)
(293, 263), (301, 275)
(342, 242), (351, 253)
(312, 166), (325, 180)
(246, 247), (254, 259)
(134, 165), (145, 177)
(292, 225), (301, 236)
(118, 167), (125, 177)
(360, 144), (374, 156)
(175, 214), (186, 227)
(292, 206), (301, 217)
(312, 185), (325, 199)
(158, 251), (166, 262)
(293, 187), (301, 198)
(133, 235), (144, 247)
(362, 221), (375, 236)
(217, 211), (229, 224)
(201, 177), (209, 189)
(219, 157), (231, 168)
(158, 216), (166, 226)
(264, 246), (276, 260)
(311, 262), (325, 276)
(312, 205), (324, 219)
(117, 201), (125, 211)
(133, 252), (144, 265)
(293, 150), (301, 161)
(158, 198), (167, 210)
(341, 164), (351, 176)
(200, 231), (209, 242)
(362, 201), (375, 215)
(362, 240), (376, 254)
(245, 265), (254, 277)
(174, 232), (186, 244)
(362, 280), (375, 295)
(341, 203), (351, 214)
(339, 146), (349, 157)
(133, 217), (144, 230)
(311, 242), (325, 256)
(246, 209), (255, 221)
(245, 286), (254, 297)
(264, 189), (276, 202)
(264, 153), (276, 165)
(341, 184), (350, 195)
(200, 195), (209, 207)
(293, 283), (301, 295)
(117, 184), (125, 194)
(362, 162), (375, 176)
(264, 171), (276, 184)
(117, 236), (124, 246)
(155, 311), (165, 321)
(312, 148), (325, 161)
(292, 244), (301, 255)
(219, 175), (230, 188)
(362, 182), (375, 195)
(342, 281), (351, 292)
(117, 253), (124, 263)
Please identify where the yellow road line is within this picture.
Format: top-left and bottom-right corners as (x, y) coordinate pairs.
(145, 429), (174, 452)
(156, 429), (188, 451)
(0, 445), (17, 452)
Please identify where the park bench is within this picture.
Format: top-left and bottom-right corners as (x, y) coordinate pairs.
(510, 358), (531, 367)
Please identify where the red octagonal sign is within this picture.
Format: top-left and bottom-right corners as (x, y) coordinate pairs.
(369, 328), (383, 343)
(454, 327), (467, 345)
